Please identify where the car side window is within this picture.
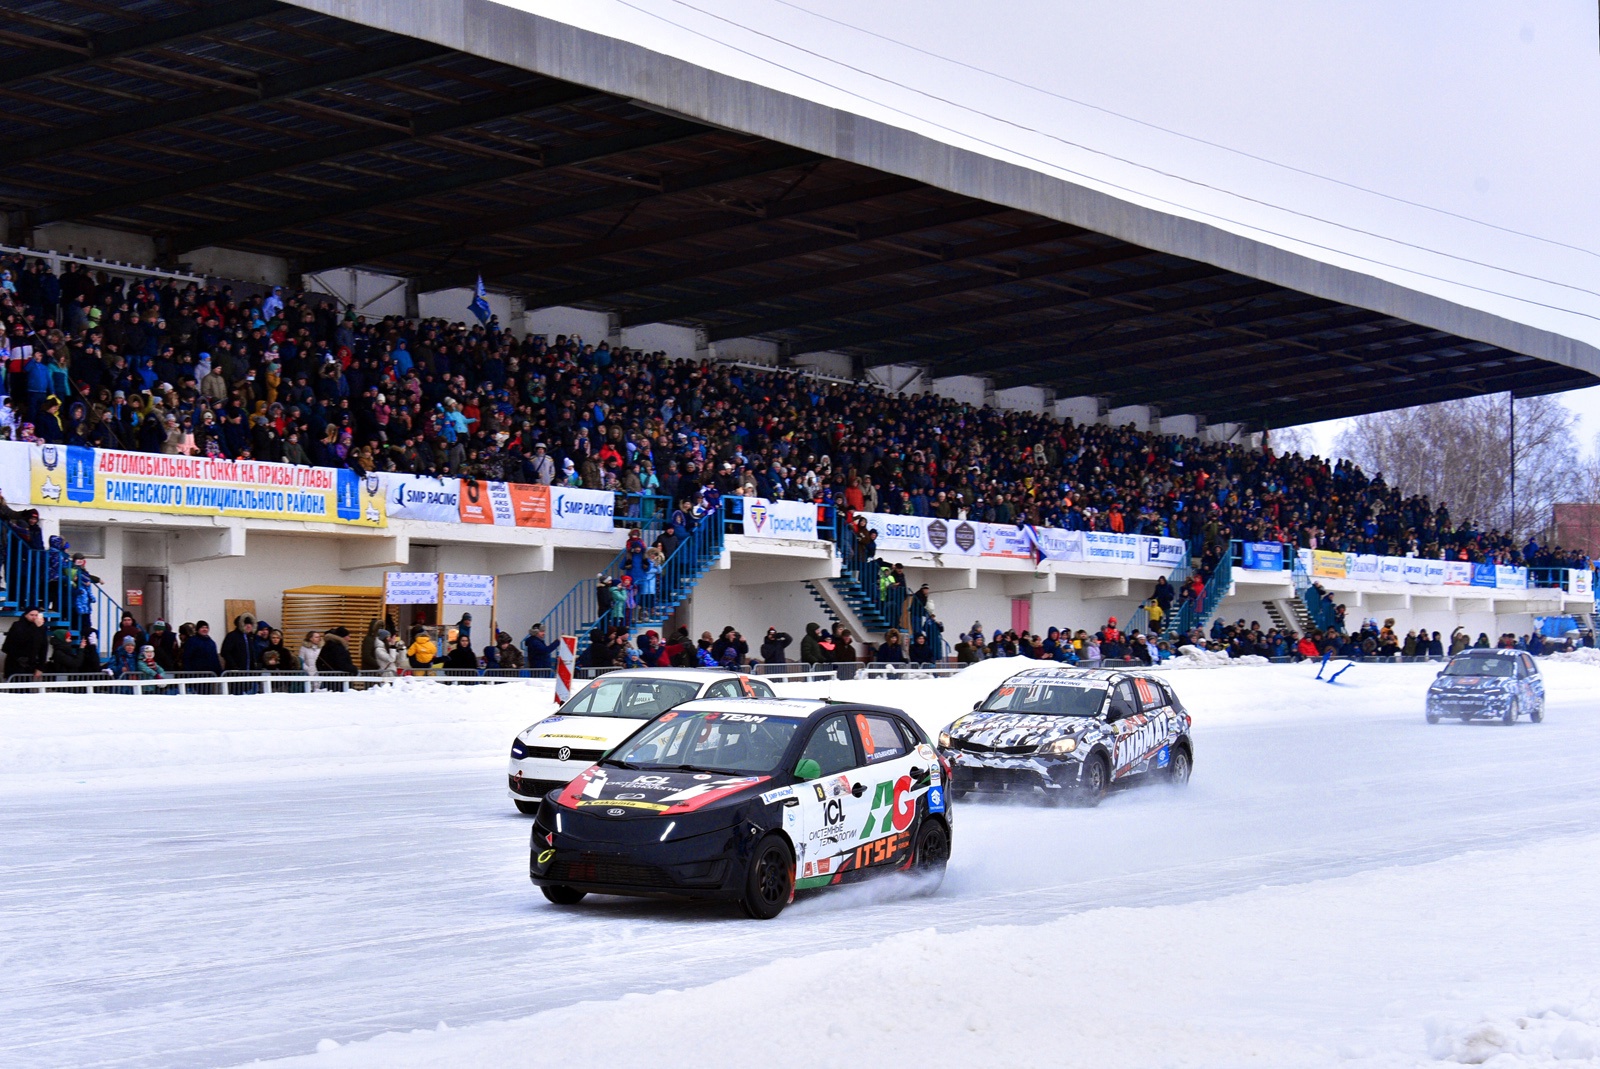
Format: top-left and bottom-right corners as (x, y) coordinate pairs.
(703, 680), (739, 699)
(750, 679), (776, 698)
(1519, 654), (1536, 675)
(798, 715), (858, 777)
(855, 713), (909, 763)
(1109, 681), (1139, 720)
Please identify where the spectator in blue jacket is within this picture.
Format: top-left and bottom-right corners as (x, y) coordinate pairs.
(182, 620), (222, 674)
(523, 623), (555, 671)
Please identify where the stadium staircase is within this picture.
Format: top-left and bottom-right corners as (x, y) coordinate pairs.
(1262, 599), (1312, 634)
(0, 520), (128, 662)
(536, 510), (724, 660)
(801, 581), (842, 628)
(825, 521), (951, 656)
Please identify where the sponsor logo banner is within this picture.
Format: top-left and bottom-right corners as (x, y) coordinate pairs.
(1496, 565), (1528, 591)
(1031, 527), (1084, 562)
(1378, 557), (1403, 583)
(1241, 542), (1283, 570)
(739, 497), (818, 540)
(1572, 569), (1593, 597)
(32, 445), (384, 526)
(1471, 563), (1498, 588)
(1422, 559), (1447, 585)
(551, 486), (615, 532)
(860, 513), (931, 552)
(383, 474), (461, 523)
(384, 572), (439, 604)
(1444, 561), (1474, 586)
(442, 572), (496, 605)
(1401, 557), (1426, 584)
(1311, 549), (1347, 578)
(1347, 554), (1381, 580)
(1084, 531), (1142, 564)
(978, 523), (1034, 560)
(1144, 536), (1187, 567)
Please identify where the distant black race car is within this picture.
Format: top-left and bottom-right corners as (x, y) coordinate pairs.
(938, 665), (1193, 805)
(1426, 648), (1546, 724)
(529, 698), (953, 918)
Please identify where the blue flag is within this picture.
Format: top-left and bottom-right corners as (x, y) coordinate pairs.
(468, 275), (491, 325)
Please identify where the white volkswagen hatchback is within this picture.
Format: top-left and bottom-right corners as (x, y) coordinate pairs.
(508, 668), (778, 813)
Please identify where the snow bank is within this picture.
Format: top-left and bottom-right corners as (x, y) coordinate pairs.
(245, 832), (1600, 1069)
(1544, 646), (1600, 666)
(0, 678), (553, 794)
(1169, 644), (1270, 668)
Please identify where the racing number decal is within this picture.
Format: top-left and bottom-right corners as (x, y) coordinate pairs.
(1133, 678), (1158, 705)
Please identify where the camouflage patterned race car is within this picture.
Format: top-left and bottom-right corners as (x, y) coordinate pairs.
(938, 665), (1193, 805)
(529, 698), (953, 918)
(1426, 648), (1546, 724)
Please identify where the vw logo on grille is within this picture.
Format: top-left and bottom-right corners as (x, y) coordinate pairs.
(606, 808), (626, 817)
(557, 746), (571, 761)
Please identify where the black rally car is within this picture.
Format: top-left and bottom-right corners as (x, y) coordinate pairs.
(529, 698), (953, 918)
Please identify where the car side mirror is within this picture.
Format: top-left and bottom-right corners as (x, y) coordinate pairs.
(794, 758), (822, 781)
(972, 700), (982, 710)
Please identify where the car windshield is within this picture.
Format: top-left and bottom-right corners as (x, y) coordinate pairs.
(556, 677), (701, 719)
(1442, 657), (1516, 678)
(610, 709), (802, 774)
(979, 680), (1108, 717)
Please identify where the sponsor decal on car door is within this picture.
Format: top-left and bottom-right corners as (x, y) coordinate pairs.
(845, 714), (922, 876)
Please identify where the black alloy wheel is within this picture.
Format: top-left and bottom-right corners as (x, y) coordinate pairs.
(740, 835), (793, 920)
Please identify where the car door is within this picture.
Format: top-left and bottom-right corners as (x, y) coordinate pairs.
(1108, 679), (1167, 780)
(1518, 653), (1544, 710)
(844, 712), (921, 877)
(793, 714), (867, 885)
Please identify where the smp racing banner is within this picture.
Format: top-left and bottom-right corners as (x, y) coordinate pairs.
(32, 445), (385, 527)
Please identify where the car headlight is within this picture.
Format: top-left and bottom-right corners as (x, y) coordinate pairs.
(1041, 737), (1077, 755)
(938, 731), (952, 748)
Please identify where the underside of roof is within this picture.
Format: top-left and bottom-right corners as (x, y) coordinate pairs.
(1, 0), (1592, 428)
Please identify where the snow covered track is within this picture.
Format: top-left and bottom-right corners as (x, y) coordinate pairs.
(2, 662), (1597, 1068)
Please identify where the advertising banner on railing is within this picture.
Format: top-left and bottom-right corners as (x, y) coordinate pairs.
(740, 497), (818, 540)
(1573, 569), (1593, 597)
(1378, 557), (1402, 583)
(1030, 527), (1084, 562)
(1444, 561), (1473, 586)
(457, 480), (552, 527)
(1347, 554), (1380, 580)
(1423, 559), (1447, 585)
(1241, 542), (1284, 570)
(1472, 563), (1498, 588)
(1401, 558), (1426, 584)
(1082, 531), (1144, 565)
(1311, 550), (1346, 578)
(382, 474), (461, 523)
(859, 513), (935, 552)
(927, 517), (982, 556)
(978, 523), (1035, 560)
(550, 486), (614, 532)
(1496, 565), (1529, 591)
(32, 445), (385, 526)
(1144, 536), (1187, 567)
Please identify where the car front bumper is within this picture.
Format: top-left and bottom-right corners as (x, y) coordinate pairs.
(940, 748), (1087, 794)
(529, 810), (758, 901)
(1428, 691), (1511, 718)
(507, 758), (588, 802)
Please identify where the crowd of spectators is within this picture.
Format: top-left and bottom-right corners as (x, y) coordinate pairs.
(2, 252), (1593, 584)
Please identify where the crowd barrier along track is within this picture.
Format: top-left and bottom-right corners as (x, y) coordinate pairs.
(0, 655), (1506, 696)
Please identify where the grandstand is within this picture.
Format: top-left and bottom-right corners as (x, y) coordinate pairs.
(0, 0), (1595, 674)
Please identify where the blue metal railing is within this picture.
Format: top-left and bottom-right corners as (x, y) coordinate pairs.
(2, 521), (128, 662)
(826, 515), (950, 657)
(537, 499), (724, 659)
(1172, 546), (1231, 639)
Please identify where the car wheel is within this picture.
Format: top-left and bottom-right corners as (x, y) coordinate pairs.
(739, 835), (793, 920)
(1166, 745), (1192, 785)
(913, 819), (950, 889)
(1502, 697), (1519, 725)
(1531, 701), (1544, 724)
(541, 885), (586, 906)
(1075, 754), (1109, 807)
(1425, 710), (1439, 724)
(515, 800), (540, 815)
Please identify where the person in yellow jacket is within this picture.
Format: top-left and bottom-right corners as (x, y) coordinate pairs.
(406, 625), (438, 673)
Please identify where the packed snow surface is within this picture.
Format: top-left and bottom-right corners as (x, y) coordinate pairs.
(2, 659), (1597, 1068)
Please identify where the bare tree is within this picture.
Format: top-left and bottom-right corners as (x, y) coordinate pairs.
(1331, 393), (1579, 542)
(1265, 424), (1317, 457)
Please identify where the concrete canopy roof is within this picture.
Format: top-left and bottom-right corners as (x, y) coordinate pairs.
(4, 0), (1594, 428)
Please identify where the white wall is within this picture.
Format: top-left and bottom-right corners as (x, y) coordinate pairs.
(1159, 414), (1200, 436)
(1055, 396), (1103, 426)
(993, 386), (1051, 414)
(794, 351), (853, 378)
(523, 305), (610, 345)
(923, 374), (988, 406)
(710, 337), (780, 364)
(619, 322), (699, 360)
(31, 223), (157, 265)
(1107, 405), (1154, 431)
(184, 247), (289, 287)
(305, 269), (410, 319)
